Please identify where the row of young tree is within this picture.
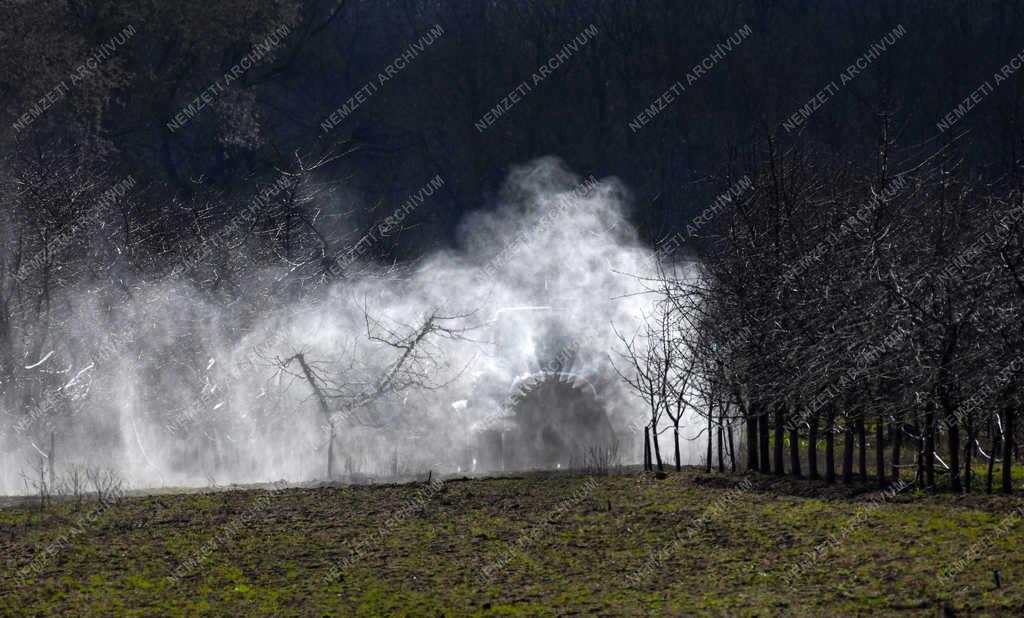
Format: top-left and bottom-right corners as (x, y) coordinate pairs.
(624, 132), (1023, 494)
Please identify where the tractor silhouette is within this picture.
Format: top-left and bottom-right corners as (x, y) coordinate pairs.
(464, 307), (617, 471)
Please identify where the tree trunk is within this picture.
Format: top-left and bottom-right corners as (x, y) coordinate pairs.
(290, 353), (338, 480)
(643, 426), (651, 471)
(917, 425), (926, 485)
(876, 414), (885, 487)
(987, 413), (997, 494)
(789, 424), (801, 478)
(651, 420), (664, 471)
(825, 412), (836, 484)
(746, 407), (759, 472)
(1002, 406), (1014, 494)
(717, 414), (725, 473)
(808, 411), (820, 480)
(948, 414), (962, 493)
(891, 421), (902, 482)
(727, 420), (736, 473)
(856, 416), (867, 481)
(706, 412), (713, 473)
(773, 407), (785, 475)
(758, 412), (770, 472)
(964, 415), (974, 493)
(842, 419), (854, 485)
(924, 403), (935, 487)
(674, 426), (681, 472)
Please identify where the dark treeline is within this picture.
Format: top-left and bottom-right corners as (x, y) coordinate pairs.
(639, 131), (1024, 493)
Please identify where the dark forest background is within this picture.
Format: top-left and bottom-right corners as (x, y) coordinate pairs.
(3, 0), (1023, 262)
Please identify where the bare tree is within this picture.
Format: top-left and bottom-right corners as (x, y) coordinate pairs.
(276, 305), (475, 478)
(612, 309), (672, 472)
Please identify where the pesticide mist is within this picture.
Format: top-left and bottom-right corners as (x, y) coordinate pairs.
(0, 157), (700, 493)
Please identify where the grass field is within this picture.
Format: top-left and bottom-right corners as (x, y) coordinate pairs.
(2, 469), (1023, 616)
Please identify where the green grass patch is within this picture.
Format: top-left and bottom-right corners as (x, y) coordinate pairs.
(1, 471), (1022, 615)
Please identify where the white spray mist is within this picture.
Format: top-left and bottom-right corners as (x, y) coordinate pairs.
(0, 156), (702, 493)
